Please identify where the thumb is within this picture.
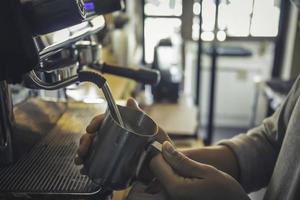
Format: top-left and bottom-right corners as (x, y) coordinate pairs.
(149, 154), (181, 194)
(162, 141), (209, 179)
(126, 98), (141, 110)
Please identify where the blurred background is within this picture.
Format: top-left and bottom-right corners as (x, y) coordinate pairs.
(3, 0), (299, 199)
(102, 0), (297, 147)
(101, 3), (298, 198)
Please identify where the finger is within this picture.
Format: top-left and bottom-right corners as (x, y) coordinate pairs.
(149, 154), (181, 193)
(86, 115), (105, 133)
(79, 133), (95, 146)
(126, 98), (141, 110)
(74, 156), (83, 165)
(145, 179), (162, 194)
(154, 127), (172, 145)
(162, 141), (210, 178)
(77, 134), (94, 158)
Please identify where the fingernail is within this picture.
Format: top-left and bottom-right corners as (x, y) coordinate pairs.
(86, 127), (90, 133)
(164, 142), (176, 155)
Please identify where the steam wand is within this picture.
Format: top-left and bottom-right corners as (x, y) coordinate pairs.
(78, 71), (125, 127)
(27, 70), (125, 127)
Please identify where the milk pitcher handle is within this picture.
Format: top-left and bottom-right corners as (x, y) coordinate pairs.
(135, 141), (163, 178)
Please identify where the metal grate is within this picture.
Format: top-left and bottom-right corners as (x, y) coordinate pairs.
(0, 130), (99, 194)
(0, 101), (108, 198)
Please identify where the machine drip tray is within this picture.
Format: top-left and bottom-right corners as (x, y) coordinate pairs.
(0, 100), (109, 199)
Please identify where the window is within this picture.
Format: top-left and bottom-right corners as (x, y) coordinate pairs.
(145, 0), (182, 16)
(192, 0), (281, 41)
(144, 18), (181, 63)
(143, 0), (183, 63)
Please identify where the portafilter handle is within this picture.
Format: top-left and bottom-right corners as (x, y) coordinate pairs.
(91, 63), (161, 86)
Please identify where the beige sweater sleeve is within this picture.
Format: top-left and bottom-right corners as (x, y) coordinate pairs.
(218, 76), (300, 193)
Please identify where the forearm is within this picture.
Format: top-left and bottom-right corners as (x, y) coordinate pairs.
(181, 145), (240, 180)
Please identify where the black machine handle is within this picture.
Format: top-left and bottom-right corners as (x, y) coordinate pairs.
(85, 0), (122, 15)
(92, 63), (161, 86)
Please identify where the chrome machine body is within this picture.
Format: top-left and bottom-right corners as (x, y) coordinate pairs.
(0, 0), (122, 199)
(0, 0), (160, 199)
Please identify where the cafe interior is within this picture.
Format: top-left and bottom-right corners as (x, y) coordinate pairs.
(0, 0), (299, 199)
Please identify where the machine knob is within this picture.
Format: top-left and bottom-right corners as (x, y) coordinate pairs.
(21, 0), (86, 35)
(85, 0), (122, 15)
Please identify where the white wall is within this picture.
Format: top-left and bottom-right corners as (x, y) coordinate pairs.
(111, 0), (143, 67)
(186, 41), (273, 128)
(281, 4), (299, 80)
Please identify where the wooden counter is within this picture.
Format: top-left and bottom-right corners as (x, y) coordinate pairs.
(144, 95), (199, 137)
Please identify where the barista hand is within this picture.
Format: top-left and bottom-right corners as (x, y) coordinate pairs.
(147, 141), (250, 200)
(74, 98), (140, 168)
(74, 98), (172, 174)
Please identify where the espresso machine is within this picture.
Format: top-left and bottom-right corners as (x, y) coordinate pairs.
(0, 0), (160, 199)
